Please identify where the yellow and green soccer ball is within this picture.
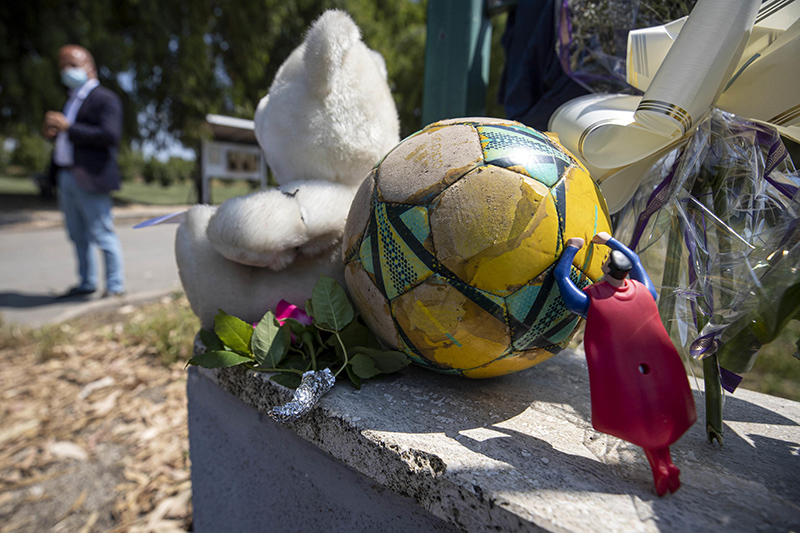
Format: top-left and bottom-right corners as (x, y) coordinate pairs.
(342, 118), (612, 378)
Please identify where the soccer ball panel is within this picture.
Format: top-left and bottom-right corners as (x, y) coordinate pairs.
(343, 170), (375, 263)
(392, 275), (510, 371)
(507, 264), (587, 352)
(343, 118), (613, 378)
(476, 123), (579, 188)
(562, 165), (613, 280)
(461, 348), (558, 378)
(345, 262), (400, 349)
(366, 202), (435, 300)
(376, 124), (483, 204)
(430, 165), (560, 295)
(428, 117), (522, 129)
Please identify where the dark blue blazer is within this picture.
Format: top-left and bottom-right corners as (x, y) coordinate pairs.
(48, 84), (123, 194)
(497, 0), (589, 131)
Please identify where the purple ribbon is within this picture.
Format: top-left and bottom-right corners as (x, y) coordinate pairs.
(756, 126), (797, 199)
(557, 0), (574, 78)
(690, 330), (719, 358)
(689, 332), (742, 393)
(720, 367), (743, 393)
(628, 152), (684, 250)
(626, 116), (795, 394)
(630, 119), (795, 253)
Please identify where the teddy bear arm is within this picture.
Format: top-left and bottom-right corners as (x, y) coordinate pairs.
(206, 189), (311, 269)
(289, 180), (359, 257)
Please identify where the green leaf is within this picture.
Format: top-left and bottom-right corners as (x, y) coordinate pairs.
(349, 353), (381, 379)
(327, 320), (381, 350)
(199, 328), (223, 352)
(305, 299), (314, 320)
(772, 283), (800, 339)
(283, 318), (314, 337)
(270, 372), (302, 389)
(718, 326), (763, 373)
(251, 311), (289, 368)
(281, 353), (310, 372)
(214, 311), (253, 355)
(718, 282), (800, 374)
(345, 363), (362, 390)
(352, 347), (411, 374)
(188, 350), (252, 368)
(315, 353), (340, 369)
(311, 276), (354, 332)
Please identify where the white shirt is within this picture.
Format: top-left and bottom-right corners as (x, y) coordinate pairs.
(53, 78), (100, 167)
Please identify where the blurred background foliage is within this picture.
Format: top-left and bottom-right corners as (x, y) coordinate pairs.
(0, 0), (430, 159)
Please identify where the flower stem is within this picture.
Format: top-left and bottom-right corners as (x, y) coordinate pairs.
(333, 332), (349, 377)
(305, 342), (317, 371)
(703, 354), (724, 446)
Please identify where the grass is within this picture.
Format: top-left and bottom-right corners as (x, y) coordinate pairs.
(0, 293), (199, 366)
(121, 291), (200, 365)
(738, 321), (800, 400)
(2, 294), (798, 401)
(0, 314), (82, 361)
(113, 178), (259, 205)
(2, 167), (798, 401)
(0, 172), (262, 206)
(684, 321), (800, 402)
(0, 176), (40, 195)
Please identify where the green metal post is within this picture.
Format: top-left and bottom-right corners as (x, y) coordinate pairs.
(422, 0), (493, 126)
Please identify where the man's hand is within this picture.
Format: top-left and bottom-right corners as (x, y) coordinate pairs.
(591, 231), (612, 245)
(566, 237), (585, 249)
(43, 111), (70, 140)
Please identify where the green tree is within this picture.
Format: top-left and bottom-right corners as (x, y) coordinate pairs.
(165, 156), (196, 183)
(117, 145), (146, 182)
(0, 0), (428, 148)
(338, 0), (428, 136)
(9, 131), (52, 174)
(142, 156), (197, 187)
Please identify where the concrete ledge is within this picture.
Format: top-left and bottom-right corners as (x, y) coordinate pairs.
(188, 349), (800, 532)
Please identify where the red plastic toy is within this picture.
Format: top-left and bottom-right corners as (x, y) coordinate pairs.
(555, 232), (697, 496)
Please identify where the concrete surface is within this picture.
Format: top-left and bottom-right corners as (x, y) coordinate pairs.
(0, 208), (183, 327)
(190, 351), (800, 532)
(188, 367), (458, 532)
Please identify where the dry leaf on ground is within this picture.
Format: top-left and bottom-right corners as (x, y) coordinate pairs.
(0, 297), (195, 532)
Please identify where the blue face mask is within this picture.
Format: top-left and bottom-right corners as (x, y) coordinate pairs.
(61, 67), (89, 89)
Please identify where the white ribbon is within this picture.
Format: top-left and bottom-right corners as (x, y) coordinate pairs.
(550, 0), (800, 214)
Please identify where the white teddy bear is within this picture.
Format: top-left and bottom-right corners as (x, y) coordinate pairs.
(176, 10), (400, 330)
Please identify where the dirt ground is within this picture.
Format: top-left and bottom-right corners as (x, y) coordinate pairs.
(0, 305), (192, 532)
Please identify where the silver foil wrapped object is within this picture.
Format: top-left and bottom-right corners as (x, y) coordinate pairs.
(269, 368), (335, 422)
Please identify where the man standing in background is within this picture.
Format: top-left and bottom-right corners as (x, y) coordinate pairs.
(43, 44), (125, 298)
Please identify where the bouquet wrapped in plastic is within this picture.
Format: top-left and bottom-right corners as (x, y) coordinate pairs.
(550, 0), (800, 444)
(614, 109), (800, 442)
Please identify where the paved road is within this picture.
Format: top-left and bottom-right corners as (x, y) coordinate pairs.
(0, 219), (183, 328)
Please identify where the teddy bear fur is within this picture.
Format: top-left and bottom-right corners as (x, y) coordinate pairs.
(175, 10), (400, 330)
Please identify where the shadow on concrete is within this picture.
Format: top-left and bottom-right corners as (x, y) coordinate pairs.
(0, 291), (92, 309)
(451, 422), (800, 532)
(321, 357), (800, 530)
(0, 192), (59, 211)
(215, 350), (800, 531)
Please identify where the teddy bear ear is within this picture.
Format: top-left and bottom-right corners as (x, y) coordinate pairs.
(254, 93), (270, 154)
(303, 9), (361, 96)
(369, 49), (388, 81)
